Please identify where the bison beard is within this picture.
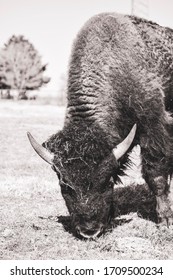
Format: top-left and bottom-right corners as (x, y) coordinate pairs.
(28, 13), (173, 239)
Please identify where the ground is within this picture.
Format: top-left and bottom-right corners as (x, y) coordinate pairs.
(0, 100), (173, 260)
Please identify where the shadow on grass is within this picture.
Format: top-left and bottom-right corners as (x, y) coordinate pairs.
(56, 215), (73, 234)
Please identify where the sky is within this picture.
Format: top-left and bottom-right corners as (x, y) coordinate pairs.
(0, 0), (173, 90)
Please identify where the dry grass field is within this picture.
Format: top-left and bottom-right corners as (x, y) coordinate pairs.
(0, 100), (173, 260)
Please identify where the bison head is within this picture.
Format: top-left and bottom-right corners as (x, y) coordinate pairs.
(27, 124), (136, 239)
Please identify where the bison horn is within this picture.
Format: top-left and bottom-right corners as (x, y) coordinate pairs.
(27, 132), (53, 165)
(113, 124), (137, 160)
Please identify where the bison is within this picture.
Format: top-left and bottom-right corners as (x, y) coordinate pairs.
(27, 13), (173, 239)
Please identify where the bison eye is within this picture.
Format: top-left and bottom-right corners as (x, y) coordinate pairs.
(51, 165), (60, 177)
(51, 165), (75, 191)
(59, 176), (75, 190)
(60, 181), (77, 198)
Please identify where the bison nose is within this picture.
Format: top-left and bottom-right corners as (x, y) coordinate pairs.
(76, 225), (103, 239)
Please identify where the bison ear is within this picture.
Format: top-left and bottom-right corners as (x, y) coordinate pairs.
(27, 132), (54, 165)
(113, 124), (137, 160)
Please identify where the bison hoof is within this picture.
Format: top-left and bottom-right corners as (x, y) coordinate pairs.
(157, 207), (173, 227)
(156, 195), (173, 227)
(157, 215), (173, 227)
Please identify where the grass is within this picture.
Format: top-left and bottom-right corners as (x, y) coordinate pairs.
(0, 99), (173, 260)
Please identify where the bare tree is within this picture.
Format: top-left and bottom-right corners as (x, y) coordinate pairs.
(0, 35), (50, 99)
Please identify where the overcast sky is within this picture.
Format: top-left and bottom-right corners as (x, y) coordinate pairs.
(0, 0), (173, 90)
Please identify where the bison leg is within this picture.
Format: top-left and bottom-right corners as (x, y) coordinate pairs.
(143, 172), (173, 226)
(139, 123), (173, 226)
(153, 176), (173, 226)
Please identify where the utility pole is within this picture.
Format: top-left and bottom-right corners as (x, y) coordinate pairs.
(131, 0), (149, 19)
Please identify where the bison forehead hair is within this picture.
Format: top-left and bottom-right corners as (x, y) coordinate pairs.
(43, 122), (119, 190)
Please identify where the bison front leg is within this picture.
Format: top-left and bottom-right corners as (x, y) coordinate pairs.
(140, 126), (173, 226)
(153, 176), (173, 226)
(144, 174), (173, 226)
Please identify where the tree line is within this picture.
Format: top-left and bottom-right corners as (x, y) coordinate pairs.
(0, 35), (50, 100)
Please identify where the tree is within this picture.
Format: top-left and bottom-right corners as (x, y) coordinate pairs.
(0, 35), (50, 99)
